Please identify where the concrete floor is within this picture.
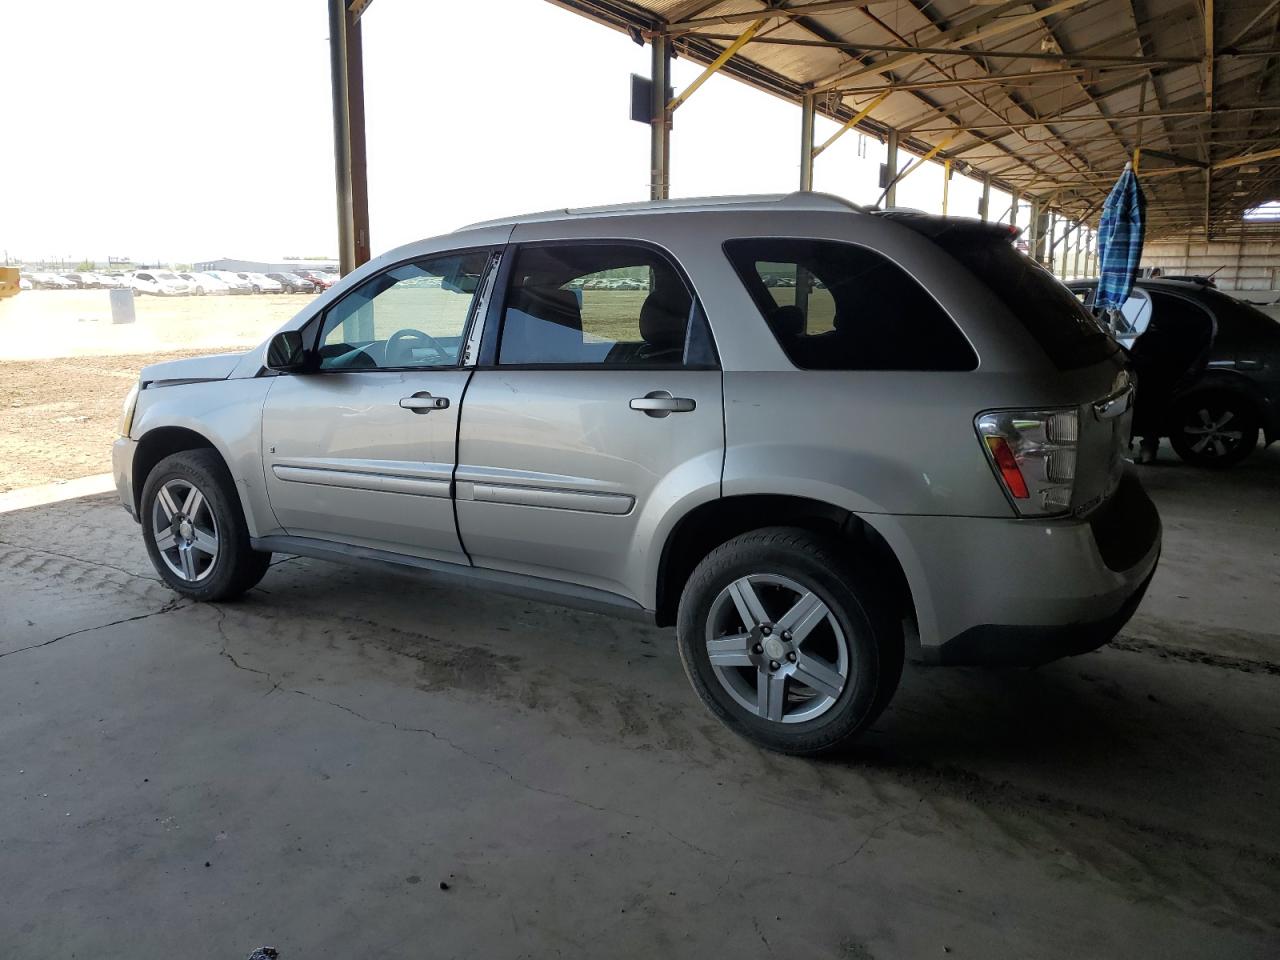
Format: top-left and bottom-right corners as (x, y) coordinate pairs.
(1, 445), (1278, 959)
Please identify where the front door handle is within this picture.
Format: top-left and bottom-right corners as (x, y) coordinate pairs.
(399, 392), (449, 414)
(630, 390), (696, 418)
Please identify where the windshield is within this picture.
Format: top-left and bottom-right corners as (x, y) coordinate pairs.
(157, 272), (179, 280)
(935, 233), (1119, 370)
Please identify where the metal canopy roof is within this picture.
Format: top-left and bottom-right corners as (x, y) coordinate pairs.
(547, 0), (1280, 239)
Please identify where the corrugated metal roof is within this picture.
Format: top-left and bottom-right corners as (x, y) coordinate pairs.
(547, 0), (1280, 238)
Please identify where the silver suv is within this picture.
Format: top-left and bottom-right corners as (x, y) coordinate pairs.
(112, 193), (1161, 755)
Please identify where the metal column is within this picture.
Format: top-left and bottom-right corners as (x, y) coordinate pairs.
(941, 159), (951, 215)
(328, 0), (371, 276)
(979, 174), (991, 221)
(883, 130), (899, 207)
(799, 93), (815, 191)
(650, 36), (671, 201)
(1010, 190), (1019, 227)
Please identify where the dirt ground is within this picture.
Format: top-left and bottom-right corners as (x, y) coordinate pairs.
(0, 290), (311, 492)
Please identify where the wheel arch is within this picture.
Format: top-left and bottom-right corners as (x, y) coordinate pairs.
(131, 426), (226, 515)
(653, 494), (917, 641)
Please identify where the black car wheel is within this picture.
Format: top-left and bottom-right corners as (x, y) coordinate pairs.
(141, 450), (272, 601)
(1168, 392), (1260, 468)
(676, 527), (903, 756)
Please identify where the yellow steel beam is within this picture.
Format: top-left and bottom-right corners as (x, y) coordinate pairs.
(811, 90), (890, 158)
(667, 19), (767, 112)
(876, 134), (957, 207)
(1213, 146), (1280, 170)
(814, 0), (1089, 92)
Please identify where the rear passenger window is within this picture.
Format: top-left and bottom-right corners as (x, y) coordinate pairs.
(497, 244), (713, 367)
(723, 238), (977, 371)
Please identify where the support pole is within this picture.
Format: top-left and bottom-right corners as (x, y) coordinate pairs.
(800, 93), (815, 191)
(650, 36), (671, 201)
(941, 159), (951, 215)
(346, 11), (370, 270)
(1073, 226), (1083, 278)
(328, 0), (356, 275)
(979, 173), (991, 221)
(884, 130), (899, 207)
(327, 0), (371, 275)
(1010, 189), (1019, 227)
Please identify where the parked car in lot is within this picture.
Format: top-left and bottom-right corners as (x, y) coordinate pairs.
(179, 272), (231, 296)
(1069, 278), (1280, 467)
(296, 270), (337, 291)
(266, 271), (317, 294)
(130, 271), (191, 297)
(19, 275), (33, 290)
(63, 272), (101, 288)
(94, 273), (126, 289)
(29, 272), (76, 289)
(235, 272), (284, 294)
(112, 193), (1159, 756)
(203, 270), (254, 295)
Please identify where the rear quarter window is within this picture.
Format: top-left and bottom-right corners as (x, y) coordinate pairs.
(723, 238), (977, 371)
(936, 235), (1118, 370)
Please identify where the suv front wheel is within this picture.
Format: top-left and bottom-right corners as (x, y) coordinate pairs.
(676, 527), (903, 756)
(140, 449), (272, 601)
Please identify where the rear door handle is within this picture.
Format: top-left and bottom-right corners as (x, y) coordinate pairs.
(399, 392), (450, 414)
(630, 390), (695, 418)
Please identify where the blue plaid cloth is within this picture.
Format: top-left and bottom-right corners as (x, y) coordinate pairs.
(1094, 164), (1146, 310)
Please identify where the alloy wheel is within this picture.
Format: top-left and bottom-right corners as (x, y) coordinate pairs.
(151, 478), (219, 582)
(704, 573), (850, 724)
(1182, 406), (1245, 459)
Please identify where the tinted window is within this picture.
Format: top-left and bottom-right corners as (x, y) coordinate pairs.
(936, 236), (1117, 370)
(723, 238), (976, 371)
(1198, 288), (1280, 352)
(497, 244), (708, 367)
(316, 251), (489, 370)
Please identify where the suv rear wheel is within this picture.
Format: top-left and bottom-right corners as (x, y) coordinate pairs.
(1168, 392), (1259, 468)
(676, 527), (903, 756)
(140, 449), (272, 601)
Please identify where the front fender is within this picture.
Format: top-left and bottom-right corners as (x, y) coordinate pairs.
(130, 378), (279, 537)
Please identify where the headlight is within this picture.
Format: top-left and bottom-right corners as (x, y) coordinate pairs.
(119, 383), (139, 438)
(976, 408), (1079, 517)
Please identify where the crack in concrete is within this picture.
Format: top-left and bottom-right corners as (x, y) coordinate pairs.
(212, 607), (282, 696)
(827, 810), (911, 872)
(279, 683), (723, 861)
(0, 538), (162, 584)
(0, 599), (186, 660)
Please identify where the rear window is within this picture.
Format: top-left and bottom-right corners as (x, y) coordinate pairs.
(1199, 289), (1280, 352)
(723, 238), (977, 371)
(935, 234), (1118, 370)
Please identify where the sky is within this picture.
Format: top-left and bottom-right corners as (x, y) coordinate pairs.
(3, 0), (1034, 265)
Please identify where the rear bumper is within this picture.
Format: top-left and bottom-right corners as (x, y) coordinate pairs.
(112, 437), (138, 520)
(868, 469), (1161, 666)
(931, 558), (1157, 666)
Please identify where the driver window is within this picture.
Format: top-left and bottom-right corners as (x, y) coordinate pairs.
(317, 251), (490, 370)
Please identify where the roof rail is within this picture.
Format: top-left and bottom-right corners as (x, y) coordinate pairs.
(456, 191), (866, 232)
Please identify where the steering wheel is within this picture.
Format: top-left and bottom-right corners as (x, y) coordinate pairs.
(385, 328), (450, 366)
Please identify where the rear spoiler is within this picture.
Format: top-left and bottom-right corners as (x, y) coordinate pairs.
(872, 209), (1022, 244)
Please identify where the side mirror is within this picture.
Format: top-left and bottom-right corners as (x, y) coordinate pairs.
(266, 330), (312, 372)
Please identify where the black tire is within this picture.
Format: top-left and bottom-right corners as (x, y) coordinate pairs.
(676, 526), (904, 756)
(1168, 392), (1260, 468)
(140, 449), (272, 601)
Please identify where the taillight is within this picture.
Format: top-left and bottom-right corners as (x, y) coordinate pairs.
(976, 408), (1079, 516)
